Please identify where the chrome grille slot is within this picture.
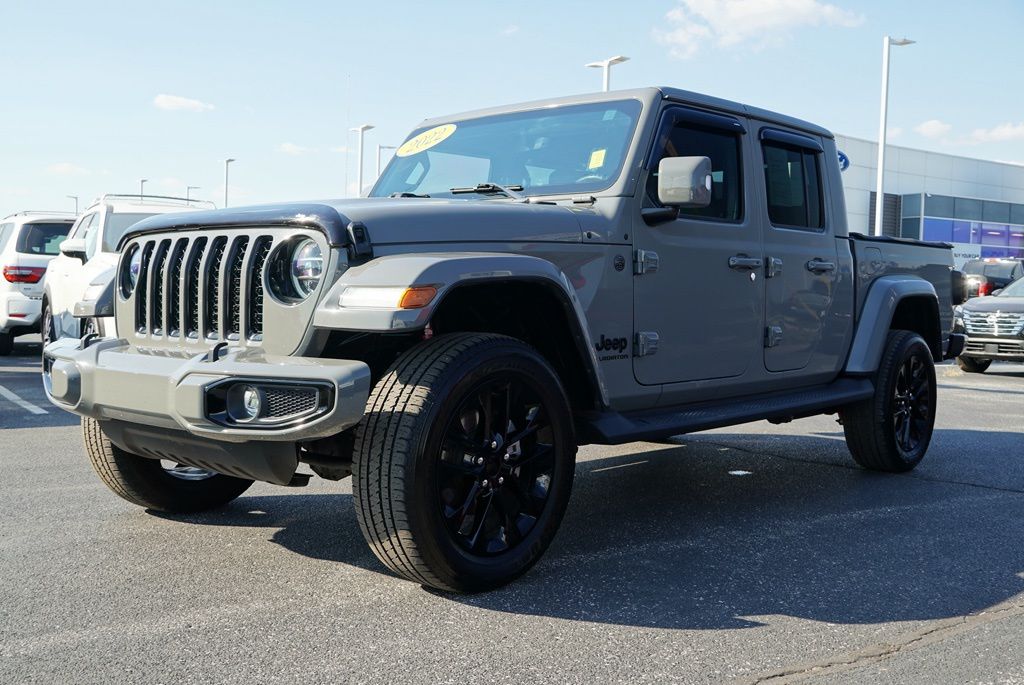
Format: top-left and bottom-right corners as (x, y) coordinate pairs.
(184, 237), (208, 339)
(134, 242), (155, 333)
(226, 236), (250, 340)
(247, 237), (272, 339)
(166, 239), (188, 337)
(963, 311), (1024, 337)
(205, 237), (228, 338)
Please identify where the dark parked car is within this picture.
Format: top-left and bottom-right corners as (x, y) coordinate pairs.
(962, 258), (1024, 298)
(955, 275), (1024, 372)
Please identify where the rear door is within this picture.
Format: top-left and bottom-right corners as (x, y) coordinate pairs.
(632, 106), (764, 386)
(758, 128), (841, 373)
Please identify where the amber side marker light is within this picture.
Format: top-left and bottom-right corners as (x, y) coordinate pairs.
(399, 286), (438, 309)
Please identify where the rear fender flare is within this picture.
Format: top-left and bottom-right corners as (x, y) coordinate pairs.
(844, 275), (939, 375)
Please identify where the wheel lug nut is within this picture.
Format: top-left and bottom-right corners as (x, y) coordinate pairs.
(497, 477), (504, 485)
(481, 479), (489, 488)
(490, 440), (498, 449)
(475, 457), (484, 465)
(502, 454), (510, 462)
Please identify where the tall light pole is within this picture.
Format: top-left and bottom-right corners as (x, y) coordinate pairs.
(585, 55), (629, 92)
(350, 124), (375, 197)
(186, 185), (200, 205)
(139, 179), (147, 201)
(67, 195), (78, 214)
(874, 36), (915, 236)
(224, 158), (236, 207)
(376, 144), (397, 178)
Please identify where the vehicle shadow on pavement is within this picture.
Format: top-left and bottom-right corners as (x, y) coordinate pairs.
(450, 429), (1024, 629)
(152, 428), (1024, 631)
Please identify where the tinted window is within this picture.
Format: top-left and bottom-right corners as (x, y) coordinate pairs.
(0, 223), (13, 249)
(102, 213), (157, 252)
(647, 119), (743, 221)
(762, 142), (824, 229)
(16, 222), (71, 255)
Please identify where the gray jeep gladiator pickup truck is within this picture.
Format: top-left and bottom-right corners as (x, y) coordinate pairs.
(44, 87), (965, 592)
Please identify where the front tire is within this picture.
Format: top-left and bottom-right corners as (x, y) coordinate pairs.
(0, 331), (11, 356)
(82, 418), (254, 513)
(957, 356), (991, 373)
(352, 333), (577, 593)
(842, 330), (937, 472)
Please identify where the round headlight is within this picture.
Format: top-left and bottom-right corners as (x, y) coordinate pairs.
(121, 244), (142, 297)
(290, 239), (323, 298)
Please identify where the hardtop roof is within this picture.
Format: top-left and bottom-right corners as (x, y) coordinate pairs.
(416, 86), (833, 139)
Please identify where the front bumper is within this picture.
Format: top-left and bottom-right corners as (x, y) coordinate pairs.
(42, 337), (372, 444)
(960, 336), (1024, 360)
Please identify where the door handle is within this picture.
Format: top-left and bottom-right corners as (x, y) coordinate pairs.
(805, 259), (836, 273)
(728, 255), (762, 270)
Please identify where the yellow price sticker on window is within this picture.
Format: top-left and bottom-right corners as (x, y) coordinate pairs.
(395, 124), (457, 157)
(588, 148), (607, 170)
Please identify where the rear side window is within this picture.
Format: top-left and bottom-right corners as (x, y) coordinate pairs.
(762, 141), (824, 229)
(16, 222), (71, 255)
(648, 114), (744, 222)
(0, 223), (13, 250)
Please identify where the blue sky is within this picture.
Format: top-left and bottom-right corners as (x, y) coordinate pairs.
(2, 0), (1023, 217)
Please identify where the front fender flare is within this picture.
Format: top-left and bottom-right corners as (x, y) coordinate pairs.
(844, 275), (939, 375)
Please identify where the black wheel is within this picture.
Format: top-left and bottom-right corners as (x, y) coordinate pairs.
(353, 333), (576, 593)
(0, 331), (11, 356)
(842, 330), (937, 472)
(957, 356), (991, 373)
(82, 417), (253, 513)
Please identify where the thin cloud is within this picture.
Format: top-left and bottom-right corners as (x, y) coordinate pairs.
(278, 142), (311, 155)
(330, 145), (348, 153)
(501, 24), (520, 35)
(153, 93), (215, 112)
(969, 122), (1024, 144)
(914, 119), (952, 139)
(47, 162), (90, 176)
(655, 0), (863, 59)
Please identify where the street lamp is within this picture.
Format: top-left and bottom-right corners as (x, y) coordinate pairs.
(350, 124), (375, 197)
(224, 158), (236, 207)
(873, 36), (915, 236)
(67, 195), (78, 214)
(376, 144), (397, 178)
(186, 185), (200, 205)
(139, 178), (148, 201)
(585, 55), (629, 92)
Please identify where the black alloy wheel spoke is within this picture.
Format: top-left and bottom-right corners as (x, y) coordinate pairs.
(436, 373), (557, 557)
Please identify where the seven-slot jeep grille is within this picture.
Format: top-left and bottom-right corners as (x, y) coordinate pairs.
(129, 232), (279, 344)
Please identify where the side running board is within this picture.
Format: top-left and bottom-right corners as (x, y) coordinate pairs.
(579, 378), (873, 445)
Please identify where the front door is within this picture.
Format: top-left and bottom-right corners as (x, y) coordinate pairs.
(758, 129), (839, 373)
(633, 107), (764, 386)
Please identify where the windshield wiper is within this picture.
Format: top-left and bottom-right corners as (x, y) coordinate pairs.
(449, 183), (524, 200)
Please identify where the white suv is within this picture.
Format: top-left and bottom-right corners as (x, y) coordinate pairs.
(0, 212), (75, 355)
(44, 194), (213, 343)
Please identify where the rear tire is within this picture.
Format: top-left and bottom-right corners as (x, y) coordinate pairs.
(842, 330), (936, 473)
(0, 331), (11, 356)
(957, 356), (991, 373)
(352, 333), (576, 593)
(82, 418), (254, 513)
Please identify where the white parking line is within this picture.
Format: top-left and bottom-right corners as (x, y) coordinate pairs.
(0, 384), (48, 415)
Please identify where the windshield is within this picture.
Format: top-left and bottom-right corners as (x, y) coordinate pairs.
(16, 222), (71, 255)
(999, 277), (1024, 297)
(963, 260), (1017, 279)
(371, 100), (643, 199)
(102, 213), (158, 252)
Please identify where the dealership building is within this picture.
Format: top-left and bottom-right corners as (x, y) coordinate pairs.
(834, 134), (1024, 267)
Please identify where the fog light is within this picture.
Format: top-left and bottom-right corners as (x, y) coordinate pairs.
(226, 383), (263, 423)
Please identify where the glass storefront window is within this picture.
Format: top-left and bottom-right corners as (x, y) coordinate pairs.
(981, 223), (1009, 246)
(922, 218), (953, 242)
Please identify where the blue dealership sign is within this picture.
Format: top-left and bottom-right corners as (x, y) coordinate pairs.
(837, 150), (850, 172)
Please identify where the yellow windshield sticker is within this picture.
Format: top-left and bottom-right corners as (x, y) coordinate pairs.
(395, 124), (457, 157)
(588, 148), (607, 170)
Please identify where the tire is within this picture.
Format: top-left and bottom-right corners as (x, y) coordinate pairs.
(82, 417), (254, 513)
(353, 333), (577, 593)
(842, 330), (937, 473)
(957, 356), (991, 373)
(0, 331), (11, 356)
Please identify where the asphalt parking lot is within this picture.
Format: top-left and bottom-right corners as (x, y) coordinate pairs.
(2, 335), (1023, 684)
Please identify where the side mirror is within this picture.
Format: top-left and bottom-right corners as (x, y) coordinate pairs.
(657, 156), (713, 207)
(59, 238), (87, 262)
